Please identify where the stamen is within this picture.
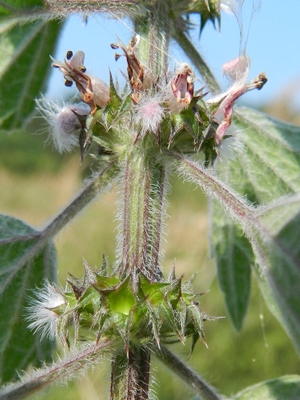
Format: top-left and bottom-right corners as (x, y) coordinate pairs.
(66, 50), (73, 60)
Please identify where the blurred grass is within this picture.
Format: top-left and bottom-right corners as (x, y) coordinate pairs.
(1, 130), (300, 399)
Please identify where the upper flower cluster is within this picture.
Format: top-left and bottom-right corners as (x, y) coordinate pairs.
(37, 35), (267, 165)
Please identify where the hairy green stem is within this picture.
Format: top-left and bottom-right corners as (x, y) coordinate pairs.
(155, 345), (222, 400)
(111, 5), (172, 396)
(134, 6), (170, 77)
(119, 153), (166, 280)
(111, 345), (151, 400)
(113, 151), (167, 399)
(171, 154), (254, 223)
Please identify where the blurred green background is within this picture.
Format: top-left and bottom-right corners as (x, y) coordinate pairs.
(1, 102), (300, 399)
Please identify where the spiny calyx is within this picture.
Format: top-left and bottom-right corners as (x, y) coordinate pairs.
(37, 258), (221, 352)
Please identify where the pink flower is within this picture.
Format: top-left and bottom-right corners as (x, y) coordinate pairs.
(208, 55), (267, 145)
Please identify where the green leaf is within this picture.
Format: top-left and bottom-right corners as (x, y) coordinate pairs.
(212, 107), (300, 344)
(0, 19), (62, 130)
(212, 205), (252, 330)
(233, 108), (300, 201)
(232, 375), (300, 400)
(251, 197), (300, 354)
(0, 1), (48, 29)
(0, 215), (56, 384)
(0, 1), (44, 17)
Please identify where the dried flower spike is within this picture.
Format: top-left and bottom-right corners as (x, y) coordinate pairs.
(51, 50), (110, 114)
(111, 36), (145, 104)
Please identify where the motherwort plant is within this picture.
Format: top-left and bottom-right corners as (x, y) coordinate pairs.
(1, 1), (300, 400)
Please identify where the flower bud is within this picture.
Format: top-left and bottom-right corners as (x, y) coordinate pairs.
(168, 63), (194, 113)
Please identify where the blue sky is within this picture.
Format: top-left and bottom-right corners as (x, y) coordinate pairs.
(47, 0), (300, 109)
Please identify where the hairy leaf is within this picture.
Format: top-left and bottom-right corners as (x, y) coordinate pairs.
(233, 108), (300, 201)
(0, 215), (56, 384)
(212, 107), (300, 340)
(0, 19), (61, 130)
(251, 196), (300, 354)
(212, 204), (252, 330)
(0, 2), (51, 33)
(232, 375), (300, 400)
(0, 1), (43, 17)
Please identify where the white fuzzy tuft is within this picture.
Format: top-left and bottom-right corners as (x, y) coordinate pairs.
(26, 282), (66, 340)
(35, 96), (90, 153)
(134, 94), (165, 134)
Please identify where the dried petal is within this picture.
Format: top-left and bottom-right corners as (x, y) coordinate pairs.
(51, 51), (110, 114)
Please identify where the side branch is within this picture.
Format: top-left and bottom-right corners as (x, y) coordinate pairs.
(0, 160), (120, 289)
(0, 340), (113, 400)
(155, 345), (222, 400)
(171, 154), (255, 226)
(42, 159), (119, 240)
